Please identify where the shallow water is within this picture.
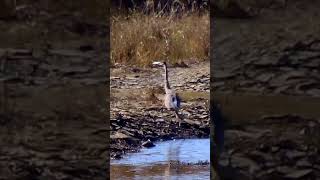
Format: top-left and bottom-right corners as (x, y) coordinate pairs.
(111, 139), (210, 180)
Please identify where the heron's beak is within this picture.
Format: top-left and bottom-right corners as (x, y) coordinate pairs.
(152, 62), (162, 65)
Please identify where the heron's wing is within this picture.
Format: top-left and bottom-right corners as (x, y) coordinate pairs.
(176, 94), (181, 108)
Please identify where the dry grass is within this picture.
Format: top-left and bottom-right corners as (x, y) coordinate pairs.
(111, 11), (209, 67)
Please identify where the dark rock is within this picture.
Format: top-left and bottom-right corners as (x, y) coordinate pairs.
(173, 61), (189, 68)
(276, 166), (296, 174)
(284, 169), (313, 179)
(285, 150), (306, 160)
(249, 150), (273, 162)
(231, 155), (260, 174)
(277, 139), (298, 150)
(141, 139), (155, 148)
(306, 89), (320, 97)
(255, 73), (274, 83)
(296, 159), (312, 167)
(256, 168), (277, 178)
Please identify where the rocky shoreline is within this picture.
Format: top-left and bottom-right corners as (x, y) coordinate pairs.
(110, 61), (210, 159)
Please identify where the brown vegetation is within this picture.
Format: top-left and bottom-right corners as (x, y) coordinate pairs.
(111, 11), (209, 67)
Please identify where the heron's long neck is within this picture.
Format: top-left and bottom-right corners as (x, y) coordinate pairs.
(163, 64), (170, 91)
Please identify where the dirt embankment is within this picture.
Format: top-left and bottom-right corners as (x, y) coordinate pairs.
(213, 1), (320, 179)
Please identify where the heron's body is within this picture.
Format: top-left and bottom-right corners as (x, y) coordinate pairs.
(164, 89), (180, 110)
(153, 61), (182, 126)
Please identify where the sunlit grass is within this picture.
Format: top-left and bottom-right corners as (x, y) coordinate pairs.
(111, 11), (209, 67)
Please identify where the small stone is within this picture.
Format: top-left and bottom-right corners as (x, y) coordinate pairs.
(119, 129), (135, 137)
(110, 132), (130, 139)
(156, 119), (165, 122)
(299, 128), (306, 135)
(184, 119), (201, 126)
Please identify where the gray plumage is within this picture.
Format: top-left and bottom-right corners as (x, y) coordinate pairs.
(153, 61), (182, 126)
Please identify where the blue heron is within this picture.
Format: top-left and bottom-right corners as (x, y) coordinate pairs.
(153, 61), (182, 126)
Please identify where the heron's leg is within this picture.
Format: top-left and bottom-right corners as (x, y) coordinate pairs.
(174, 109), (181, 127)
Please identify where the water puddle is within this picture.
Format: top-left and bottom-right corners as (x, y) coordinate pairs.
(111, 139), (210, 180)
